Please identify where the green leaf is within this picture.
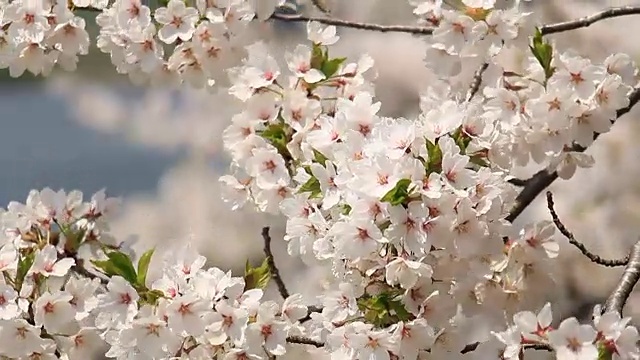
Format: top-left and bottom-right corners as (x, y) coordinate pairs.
(451, 127), (471, 153)
(380, 179), (413, 206)
(309, 42), (345, 78)
(136, 248), (155, 288)
(259, 122), (292, 159)
(298, 176), (322, 198)
(313, 149), (329, 165)
(311, 43), (325, 70)
(598, 343), (613, 360)
(16, 252), (35, 291)
(341, 204), (352, 215)
(91, 250), (137, 285)
(425, 139), (443, 174)
(244, 258), (271, 291)
(357, 291), (412, 328)
(469, 154), (489, 168)
(529, 27), (555, 80)
(379, 220), (392, 232)
(91, 259), (120, 277)
(106, 251), (138, 284)
(60, 226), (86, 253)
(321, 57), (346, 78)
(139, 289), (165, 306)
(260, 123), (287, 144)
(302, 165), (313, 176)
(388, 296), (412, 322)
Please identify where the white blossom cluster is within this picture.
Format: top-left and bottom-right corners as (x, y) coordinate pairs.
(0, 0), (282, 87)
(0, 0), (91, 76)
(0, 189), (633, 360)
(488, 302), (639, 359)
(0, 188), (316, 359)
(215, 0), (640, 360)
(93, 0), (258, 88)
(1, 0), (640, 359)
(410, 0), (636, 177)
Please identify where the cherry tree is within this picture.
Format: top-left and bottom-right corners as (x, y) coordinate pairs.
(1, 0), (640, 359)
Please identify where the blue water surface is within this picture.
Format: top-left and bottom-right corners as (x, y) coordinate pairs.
(0, 83), (180, 205)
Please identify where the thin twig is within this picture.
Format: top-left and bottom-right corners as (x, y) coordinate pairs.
(269, 12), (434, 35)
(603, 240), (640, 315)
(460, 341), (553, 354)
(508, 178), (528, 187)
(71, 258), (109, 285)
(287, 335), (324, 348)
(541, 6), (640, 35)
(271, 5), (640, 38)
(310, 0), (331, 14)
(467, 63), (489, 101)
(262, 226), (290, 299)
(546, 192), (628, 267)
(506, 170), (559, 223)
(299, 305), (322, 323)
(506, 86), (640, 223)
(59, 246), (110, 285)
(288, 324), (554, 353)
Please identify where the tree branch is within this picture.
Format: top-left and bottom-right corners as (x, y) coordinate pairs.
(507, 178), (528, 187)
(299, 305), (322, 323)
(457, 341), (555, 354)
(540, 6), (640, 35)
(262, 226), (290, 299)
(506, 170), (559, 223)
(287, 335), (324, 348)
(76, 4), (640, 43)
(506, 86), (640, 223)
(467, 63), (489, 101)
(603, 240), (640, 315)
(261, 227), (323, 319)
(269, 12), (434, 35)
(270, 5), (640, 38)
(546, 192), (628, 267)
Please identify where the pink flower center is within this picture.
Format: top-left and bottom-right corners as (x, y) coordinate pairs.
(260, 324), (272, 338)
(263, 160), (277, 173)
(44, 302), (55, 314)
(120, 293), (132, 305)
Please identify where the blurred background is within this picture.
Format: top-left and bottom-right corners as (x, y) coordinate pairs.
(5, 0), (640, 331)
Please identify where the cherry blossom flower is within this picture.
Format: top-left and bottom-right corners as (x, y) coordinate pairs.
(96, 276), (139, 328)
(6, 1), (50, 43)
(385, 256), (432, 289)
(30, 244), (75, 277)
(392, 319), (435, 359)
(154, 0), (199, 44)
(322, 282), (359, 323)
(0, 284), (20, 320)
(513, 302), (553, 342)
(353, 328), (395, 360)
(548, 317), (598, 360)
(516, 221), (558, 259)
(57, 327), (105, 360)
(0, 319), (44, 357)
(286, 44), (326, 84)
(208, 300), (249, 346)
(246, 302), (288, 355)
(307, 22), (339, 46)
(34, 291), (76, 334)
